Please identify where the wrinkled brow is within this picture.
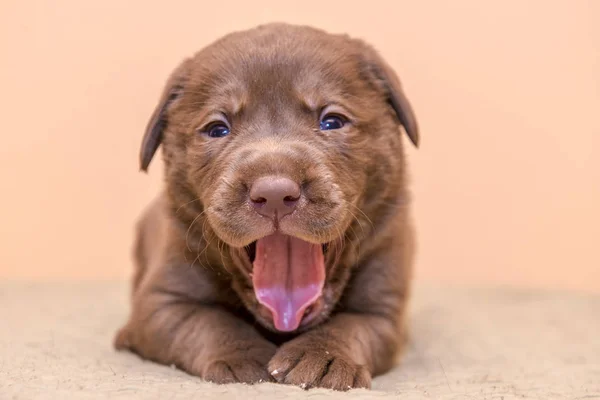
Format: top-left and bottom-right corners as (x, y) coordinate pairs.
(185, 76), (248, 118)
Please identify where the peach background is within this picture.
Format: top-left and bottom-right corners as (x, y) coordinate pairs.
(1, 1), (598, 292)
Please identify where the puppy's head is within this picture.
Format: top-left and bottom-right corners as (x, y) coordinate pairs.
(139, 23), (418, 333)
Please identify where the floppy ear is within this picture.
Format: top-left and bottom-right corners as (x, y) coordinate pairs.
(361, 45), (420, 148)
(139, 59), (191, 172)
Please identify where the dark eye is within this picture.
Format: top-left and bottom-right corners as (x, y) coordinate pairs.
(203, 122), (230, 138)
(319, 114), (346, 131)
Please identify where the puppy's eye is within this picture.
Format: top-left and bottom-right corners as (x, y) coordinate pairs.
(204, 122), (230, 138)
(319, 114), (347, 131)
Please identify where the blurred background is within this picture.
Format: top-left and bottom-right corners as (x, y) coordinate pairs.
(1, 1), (598, 292)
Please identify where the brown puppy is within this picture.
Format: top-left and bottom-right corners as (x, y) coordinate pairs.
(114, 23), (419, 391)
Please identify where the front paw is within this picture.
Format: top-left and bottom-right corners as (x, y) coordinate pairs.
(268, 339), (371, 391)
(113, 326), (132, 350)
(201, 345), (277, 385)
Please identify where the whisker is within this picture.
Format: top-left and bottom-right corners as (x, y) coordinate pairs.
(190, 231), (206, 271)
(185, 209), (207, 254)
(330, 224), (345, 269)
(175, 198), (202, 215)
(216, 236), (223, 264)
(343, 207), (363, 259)
(343, 200), (374, 230)
(189, 250), (202, 270)
(217, 238), (228, 273)
(197, 213), (216, 271)
(189, 221), (208, 271)
(347, 222), (360, 259)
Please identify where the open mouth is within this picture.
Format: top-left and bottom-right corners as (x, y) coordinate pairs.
(244, 234), (328, 332)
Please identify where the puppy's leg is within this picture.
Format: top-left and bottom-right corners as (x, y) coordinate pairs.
(269, 236), (412, 390)
(115, 264), (276, 384)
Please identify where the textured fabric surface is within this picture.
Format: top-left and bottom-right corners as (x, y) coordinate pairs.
(1, 282), (598, 399)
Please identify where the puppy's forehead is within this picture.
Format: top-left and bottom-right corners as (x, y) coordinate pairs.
(186, 26), (363, 110)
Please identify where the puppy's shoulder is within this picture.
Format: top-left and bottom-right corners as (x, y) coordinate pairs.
(131, 193), (172, 288)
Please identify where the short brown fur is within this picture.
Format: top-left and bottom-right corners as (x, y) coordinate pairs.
(115, 23), (419, 391)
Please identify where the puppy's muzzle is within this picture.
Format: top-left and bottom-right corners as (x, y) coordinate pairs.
(249, 176), (301, 220)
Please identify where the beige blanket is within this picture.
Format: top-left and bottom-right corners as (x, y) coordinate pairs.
(2, 282), (598, 399)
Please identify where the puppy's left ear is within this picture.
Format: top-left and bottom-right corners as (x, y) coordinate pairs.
(360, 44), (420, 147)
(139, 58), (191, 172)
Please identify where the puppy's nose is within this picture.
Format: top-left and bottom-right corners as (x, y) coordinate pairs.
(249, 176), (301, 219)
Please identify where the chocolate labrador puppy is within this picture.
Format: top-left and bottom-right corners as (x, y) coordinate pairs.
(114, 22), (419, 391)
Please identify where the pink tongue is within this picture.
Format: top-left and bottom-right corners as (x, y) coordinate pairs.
(252, 233), (325, 332)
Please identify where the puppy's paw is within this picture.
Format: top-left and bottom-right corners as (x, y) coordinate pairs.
(113, 326), (132, 350)
(268, 340), (371, 391)
(198, 342), (277, 385)
(201, 356), (274, 384)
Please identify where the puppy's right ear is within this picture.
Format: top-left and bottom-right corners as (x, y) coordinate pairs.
(139, 59), (191, 172)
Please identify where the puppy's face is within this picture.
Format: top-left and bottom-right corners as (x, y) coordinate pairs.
(140, 24), (418, 334)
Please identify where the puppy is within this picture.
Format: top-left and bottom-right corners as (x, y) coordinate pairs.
(114, 23), (419, 391)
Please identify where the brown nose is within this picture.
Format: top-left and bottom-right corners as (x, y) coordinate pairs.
(249, 176), (301, 219)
